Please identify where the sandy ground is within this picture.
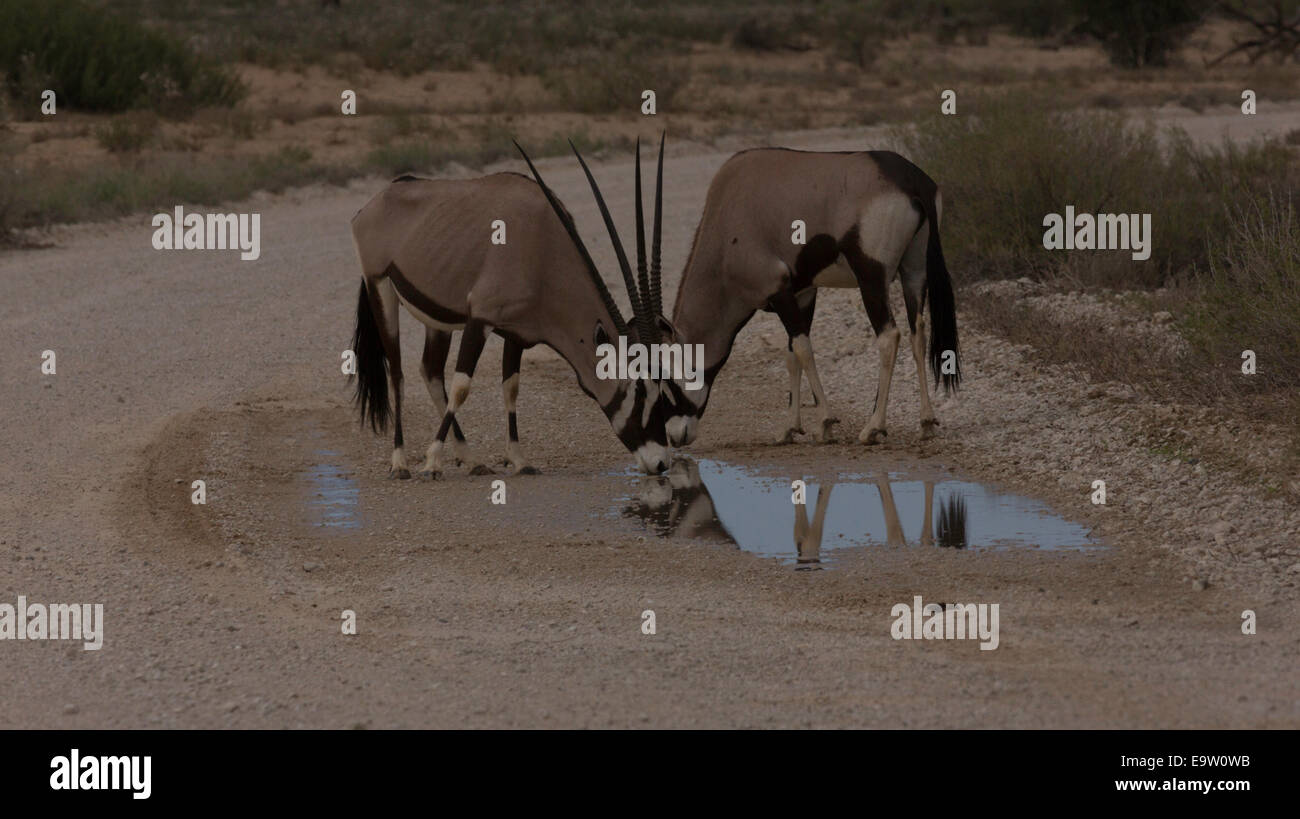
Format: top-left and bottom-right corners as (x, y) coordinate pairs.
(2, 124), (1298, 729)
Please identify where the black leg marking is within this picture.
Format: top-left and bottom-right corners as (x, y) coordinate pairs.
(840, 225), (894, 336)
(801, 291), (818, 407)
(770, 286), (837, 442)
(422, 329), (465, 442)
(769, 288), (811, 338)
(841, 226), (901, 445)
(503, 335), (522, 443)
(435, 320), (489, 444)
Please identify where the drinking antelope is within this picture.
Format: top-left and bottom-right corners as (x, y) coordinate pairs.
(658, 148), (960, 448)
(348, 138), (673, 477)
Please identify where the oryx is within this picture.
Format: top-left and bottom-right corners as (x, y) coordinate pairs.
(348, 137), (673, 477)
(658, 148), (960, 448)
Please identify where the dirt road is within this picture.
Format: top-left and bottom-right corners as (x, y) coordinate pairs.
(2, 124), (1297, 728)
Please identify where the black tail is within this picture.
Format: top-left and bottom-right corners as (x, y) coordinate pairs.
(923, 193), (960, 394)
(350, 279), (390, 433)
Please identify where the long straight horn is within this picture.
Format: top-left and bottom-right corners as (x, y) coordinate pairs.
(570, 140), (651, 344)
(514, 140), (629, 337)
(634, 137), (652, 338)
(649, 131), (665, 323)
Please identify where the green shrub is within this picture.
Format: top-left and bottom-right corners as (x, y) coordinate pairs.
(0, 0), (243, 113)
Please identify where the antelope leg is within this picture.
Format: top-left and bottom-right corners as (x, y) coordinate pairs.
(501, 337), (538, 475)
(419, 321), (491, 479)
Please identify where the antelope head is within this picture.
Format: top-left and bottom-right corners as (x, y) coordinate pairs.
(515, 136), (675, 474)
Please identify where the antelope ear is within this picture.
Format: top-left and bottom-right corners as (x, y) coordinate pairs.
(594, 321), (611, 348)
(656, 315), (680, 344)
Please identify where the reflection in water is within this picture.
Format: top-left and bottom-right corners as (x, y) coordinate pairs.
(620, 458), (1098, 567)
(305, 450), (360, 529)
(793, 482), (833, 569)
(936, 494), (968, 549)
(626, 458), (732, 540)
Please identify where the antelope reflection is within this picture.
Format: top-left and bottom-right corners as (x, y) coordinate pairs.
(622, 459), (969, 564)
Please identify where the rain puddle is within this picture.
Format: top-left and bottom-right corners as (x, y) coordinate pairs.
(304, 450), (360, 530)
(619, 458), (1101, 568)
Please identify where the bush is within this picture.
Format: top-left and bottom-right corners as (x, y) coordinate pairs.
(93, 113), (160, 153)
(898, 95), (1165, 284)
(0, 0), (243, 113)
(541, 46), (688, 114)
(1, 146), (349, 234)
(1076, 0), (1210, 67)
(1185, 194), (1300, 394)
(897, 93), (1297, 287)
(0, 133), (24, 243)
(995, 0), (1076, 38)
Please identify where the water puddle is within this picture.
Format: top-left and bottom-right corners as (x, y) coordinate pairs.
(303, 450), (360, 530)
(618, 458), (1102, 568)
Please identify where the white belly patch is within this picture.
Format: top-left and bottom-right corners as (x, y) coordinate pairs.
(396, 291), (465, 331)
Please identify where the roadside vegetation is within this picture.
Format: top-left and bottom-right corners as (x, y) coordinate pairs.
(0, 0), (243, 114)
(902, 92), (1300, 452)
(4, 0), (1298, 242)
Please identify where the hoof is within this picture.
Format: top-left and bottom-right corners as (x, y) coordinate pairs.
(775, 427), (801, 445)
(920, 419), (940, 440)
(813, 417), (839, 443)
(388, 468), (411, 480)
(468, 464), (496, 476)
(517, 465), (541, 476)
(417, 469), (441, 481)
(860, 428), (887, 445)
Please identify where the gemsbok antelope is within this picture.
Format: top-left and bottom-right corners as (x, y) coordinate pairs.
(658, 148), (960, 449)
(348, 138), (673, 477)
